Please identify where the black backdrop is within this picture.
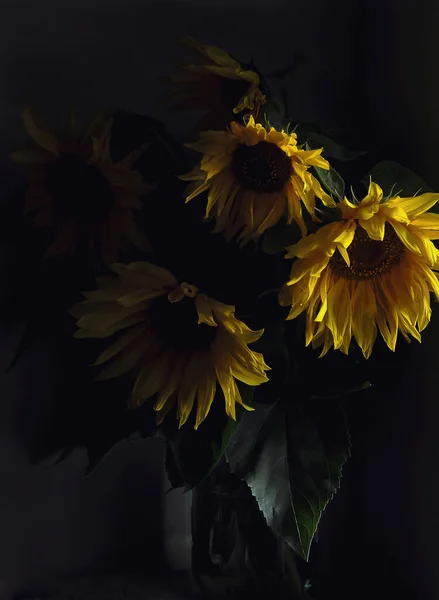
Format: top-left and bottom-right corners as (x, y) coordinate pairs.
(1, 0), (439, 598)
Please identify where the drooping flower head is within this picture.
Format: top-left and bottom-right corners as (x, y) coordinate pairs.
(11, 110), (150, 262)
(168, 37), (266, 131)
(279, 181), (439, 358)
(70, 262), (270, 428)
(181, 116), (334, 244)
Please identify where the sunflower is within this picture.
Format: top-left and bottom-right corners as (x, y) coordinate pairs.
(181, 115), (334, 244)
(279, 181), (439, 358)
(168, 37), (266, 131)
(70, 261), (270, 428)
(11, 110), (151, 262)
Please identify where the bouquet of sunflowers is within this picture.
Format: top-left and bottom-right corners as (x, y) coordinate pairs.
(5, 37), (439, 598)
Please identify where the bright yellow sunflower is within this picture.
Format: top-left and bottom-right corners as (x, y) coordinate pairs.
(70, 261), (270, 428)
(11, 110), (151, 262)
(279, 181), (439, 358)
(168, 37), (266, 131)
(181, 115), (334, 244)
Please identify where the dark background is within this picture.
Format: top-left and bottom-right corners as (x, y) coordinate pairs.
(1, 0), (439, 597)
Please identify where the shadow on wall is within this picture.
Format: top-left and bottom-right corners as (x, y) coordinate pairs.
(359, 0), (439, 188)
(0, 0), (360, 140)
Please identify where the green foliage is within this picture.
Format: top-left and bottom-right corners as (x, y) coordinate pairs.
(306, 142), (346, 201)
(163, 387), (254, 490)
(367, 160), (433, 199)
(225, 401), (277, 474)
(261, 219), (301, 255)
(314, 164), (345, 201)
(227, 399), (351, 560)
(306, 132), (367, 162)
(261, 95), (289, 132)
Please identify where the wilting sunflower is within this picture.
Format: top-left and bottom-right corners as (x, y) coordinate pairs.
(181, 115), (334, 244)
(11, 110), (150, 262)
(279, 181), (439, 358)
(70, 261), (270, 428)
(168, 37), (266, 131)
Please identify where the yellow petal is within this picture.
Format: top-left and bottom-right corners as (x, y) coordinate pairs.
(334, 219), (356, 247)
(295, 147), (330, 169)
(359, 213), (386, 241)
(326, 278), (350, 349)
(336, 244), (350, 266)
(420, 263), (439, 300)
(155, 359), (185, 414)
(185, 181), (210, 203)
(223, 334), (270, 383)
(285, 181), (306, 236)
(78, 314), (146, 339)
(22, 109), (59, 156)
(411, 212), (439, 230)
(177, 353), (200, 427)
(181, 37), (239, 69)
(214, 365), (238, 420)
(117, 142), (150, 170)
(340, 181), (382, 220)
(382, 204), (410, 224)
(351, 281), (377, 358)
(132, 356), (171, 406)
(363, 181), (383, 206)
(195, 294), (218, 326)
(95, 340), (146, 380)
(194, 360), (217, 429)
(75, 302), (143, 332)
(117, 289), (165, 307)
(168, 287), (185, 303)
(93, 326), (145, 366)
(390, 220), (424, 256)
(376, 279), (399, 351)
(314, 268), (331, 323)
(410, 226), (438, 265)
(311, 177), (336, 207)
(386, 192), (439, 218)
(112, 261), (178, 289)
(9, 149), (52, 164)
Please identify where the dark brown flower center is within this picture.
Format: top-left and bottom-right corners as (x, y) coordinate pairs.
(330, 224), (405, 280)
(148, 295), (217, 352)
(231, 141), (293, 193)
(50, 154), (115, 224)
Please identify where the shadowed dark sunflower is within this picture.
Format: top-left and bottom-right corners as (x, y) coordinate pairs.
(11, 110), (151, 262)
(70, 262), (270, 429)
(167, 37), (266, 132)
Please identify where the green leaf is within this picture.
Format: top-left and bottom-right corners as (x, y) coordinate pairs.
(262, 95), (288, 131)
(307, 140), (345, 201)
(314, 165), (345, 201)
(367, 160), (433, 198)
(208, 412), (244, 477)
(261, 219), (301, 255)
(207, 386), (255, 478)
(240, 401), (350, 560)
(303, 399), (351, 497)
(164, 389), (252, 490)
(225, 401), (277, 474)
(306, 133), (367, 162)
